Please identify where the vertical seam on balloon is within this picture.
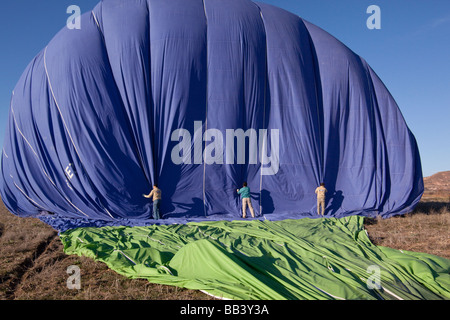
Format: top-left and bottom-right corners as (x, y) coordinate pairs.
(202, 0), (209, 217)
(11, 108), (39, 160)
(145, 0), (158, 189)
(62, 197), (90, 218)
(364, 62), (386, 213)
(91, 9), (150, 219)
(365, 64), (378, 211)
(149, 1), (158, 188)
(145, 0), (156, 188)
(92, 9), (152, 187)
(46, 16), (118, 220)
(315, 61), (323, 184)
(10, 94), (57, 187)
(256, 7), (268, 214)
(13, 181), (47, 211)
(11, 94), (90, 217)
(11, 107), (56, 185)
(43, 47), (83, 169)
(303, 19), (324, 184)
(93, 8), (147, 219)
(91, 9), (100, 29)
(43, 47), (97, 219)
(8, 172), (45, 214)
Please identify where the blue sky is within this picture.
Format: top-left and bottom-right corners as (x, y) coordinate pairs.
(0, 0), (449, 177)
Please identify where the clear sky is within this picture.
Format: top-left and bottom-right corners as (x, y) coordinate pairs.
(0, 0), (449, 177)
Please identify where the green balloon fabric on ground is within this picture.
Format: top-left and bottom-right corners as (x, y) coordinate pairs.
(60, 216), (450, 300)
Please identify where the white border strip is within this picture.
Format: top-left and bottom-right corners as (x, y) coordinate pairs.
(43, 46), (113, 219)
(201, 0), (209, 217)
(114, 249), (137, 265)
(200, 290), (233, 300)
(43, 47), (84, 165)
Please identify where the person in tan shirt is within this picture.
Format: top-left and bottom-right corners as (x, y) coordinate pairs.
(315, 183), (327, 216)
(143, 184), (162, 219)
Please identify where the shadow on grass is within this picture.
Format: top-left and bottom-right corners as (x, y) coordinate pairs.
(412, 201), (450, 214)
(364, 200), (450, 227)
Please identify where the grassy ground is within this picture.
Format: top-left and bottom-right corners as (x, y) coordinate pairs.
(364, 201), (449, 259)
(0, 197), (448, 300)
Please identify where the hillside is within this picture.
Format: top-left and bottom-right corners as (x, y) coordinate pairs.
(422, 171), (450, 202)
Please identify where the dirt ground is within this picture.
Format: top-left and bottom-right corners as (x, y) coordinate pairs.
(0, 198), (211, 300)
(0, 197), (448, 300)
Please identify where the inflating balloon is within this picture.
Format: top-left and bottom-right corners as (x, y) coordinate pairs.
(0, 0), (423, 231)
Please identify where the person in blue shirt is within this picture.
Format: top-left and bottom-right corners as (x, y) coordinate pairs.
(237, 182), (255, 218)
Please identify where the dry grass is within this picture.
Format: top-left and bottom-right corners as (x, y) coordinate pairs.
(364, 201), (450, 259)
(421, 191), (450, 203)
(11, 235), (210, 300)
(0, 197), (449, 300)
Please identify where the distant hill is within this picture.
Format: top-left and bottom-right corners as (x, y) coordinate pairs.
(422, 171), (450, 202)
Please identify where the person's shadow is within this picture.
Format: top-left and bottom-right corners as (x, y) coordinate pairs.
(244, 189), (274, 217)
(260, 189), (275, 214)
(328, 190), (344, 216)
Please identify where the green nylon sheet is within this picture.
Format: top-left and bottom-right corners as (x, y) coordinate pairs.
(60, 216), (450, 300)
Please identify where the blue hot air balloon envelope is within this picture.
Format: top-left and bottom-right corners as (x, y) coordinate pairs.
(0, 0), (423, 231)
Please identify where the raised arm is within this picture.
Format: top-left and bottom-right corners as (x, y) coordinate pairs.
(143, 190), (154, 198)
